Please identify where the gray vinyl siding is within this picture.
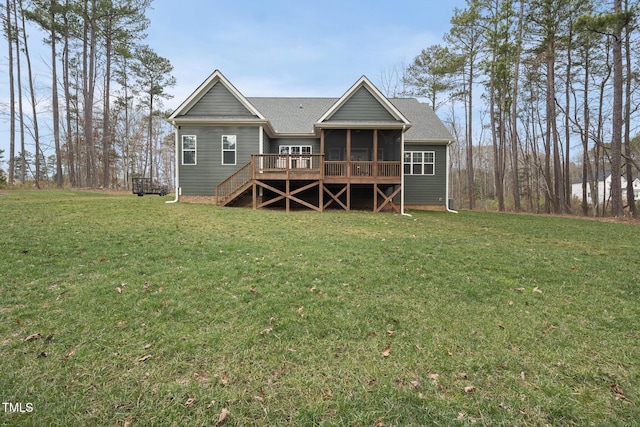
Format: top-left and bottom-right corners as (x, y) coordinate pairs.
(328, 87), (398, 122)
(403, 144), (447, 205)
(185, 83), (257, 117)
(179, 126), (259, 196)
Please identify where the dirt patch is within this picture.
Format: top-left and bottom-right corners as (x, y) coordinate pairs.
(179, 196), (218, 205)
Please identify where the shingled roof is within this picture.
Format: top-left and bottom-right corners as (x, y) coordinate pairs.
(169, 70), (453, 144)
(246, 97), (452, 143)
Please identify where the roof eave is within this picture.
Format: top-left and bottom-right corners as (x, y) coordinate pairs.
(168, 117), (270, 127)
(315, 122), (410, 130)
(405, 138), (454, 145)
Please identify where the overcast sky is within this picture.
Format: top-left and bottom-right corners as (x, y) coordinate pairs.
(0, 0), (467, 165)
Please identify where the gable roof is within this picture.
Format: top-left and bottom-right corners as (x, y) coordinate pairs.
(317, 76), (410, 125)
(168, 70), (265, 121)
(168, 71), (453, 143)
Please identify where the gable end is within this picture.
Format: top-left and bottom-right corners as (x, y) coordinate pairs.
(185, 82), (258, 118)
(327, 87), (398, 122)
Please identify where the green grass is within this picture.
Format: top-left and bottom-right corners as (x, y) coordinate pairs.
(1, 190), (639, 426)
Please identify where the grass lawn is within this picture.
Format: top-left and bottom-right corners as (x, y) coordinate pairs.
(1, 190), (638, 426)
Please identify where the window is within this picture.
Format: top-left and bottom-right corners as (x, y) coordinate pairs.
(279, 145), (312, 169)
(222, 135), (236, 165)
(404, 151), (435, 175)
(279, 145), (312, 155)
(182, 135), (196, 165)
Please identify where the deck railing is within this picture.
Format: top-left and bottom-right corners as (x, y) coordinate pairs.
(253, 154), (323, 176)
(325, 160), (401, 178)
(216, 161), (253, 203)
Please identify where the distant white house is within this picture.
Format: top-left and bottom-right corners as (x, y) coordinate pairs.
(571, 171), (640, 204)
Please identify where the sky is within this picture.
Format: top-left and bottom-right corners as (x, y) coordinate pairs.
(0, 0), (468, 167)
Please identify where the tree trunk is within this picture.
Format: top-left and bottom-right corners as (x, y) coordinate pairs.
(12, 0), (26, 183)
(466, 64), (475, 210)
(623, 1), (636, 217)
(19, 0), (40, 188)
(50, 0), (63, 187)
(510, 0), (523, 212)
(62, 0), (75, 186)
(102, 13), (113, 188)
(610, 0), (624, 217)
(5, 0), (16, 184)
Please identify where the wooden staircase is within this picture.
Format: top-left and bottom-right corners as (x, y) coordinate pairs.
(215, 161), (253, 206)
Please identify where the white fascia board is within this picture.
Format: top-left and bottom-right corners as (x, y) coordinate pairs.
(168, 70), (266, 121)
(317, 76), (411, 125)
(404, 139), (454, 145)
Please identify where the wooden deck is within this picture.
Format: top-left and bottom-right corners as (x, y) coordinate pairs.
(216, 154), (402, 212)
(253, 154), (401, 183)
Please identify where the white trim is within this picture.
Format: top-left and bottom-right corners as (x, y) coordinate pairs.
(181, 135), (197, 165)
(168, 70), (265, 120)
(166, 128), (180, 204)
(446, 142), (458, 213)
(403, 150), (436, 176)
(221, 134), (237, 165)
(317, 76), (411, 125)
(401, 125), (409, 216)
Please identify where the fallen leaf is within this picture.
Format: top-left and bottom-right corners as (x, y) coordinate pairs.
(254, 395), (264, 403)
(516, 287), (525, 292)
(116, 287), (123, 294)
(458, 372), (468, 379)
(261, 327), (273, 336)
(24, 333), (42, 342)
(217, 408), (231, 424)
(464, 386), (477, 393)
(185, 397), (195, 408)
(457, 412), (466, 420)
(297, 306), (304, 314)
(144, 342), (153, 349)
(220, 375), (230, 386)
(387, 330), (396, 336)
(138, 354), (152, 363)
(309, 285), (316, 292)
(533, 286), (543, 294)
(381, 344), (391, 357)
(269, 317), (277, 324)
(64, 348), (76, 360)
(45, 333), (55, 341)
(520, 371), (526, 381)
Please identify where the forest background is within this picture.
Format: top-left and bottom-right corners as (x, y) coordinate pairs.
(1, 0), (640, 218)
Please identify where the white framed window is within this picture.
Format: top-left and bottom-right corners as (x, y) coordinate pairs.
(222, 135), (236, 165)
(278, 145), (312, 169)
(279, 145), (312, 155)
(182, 135), (197, 165)
(404, 151), (435, 175)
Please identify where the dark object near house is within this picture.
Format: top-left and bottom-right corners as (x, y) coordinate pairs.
(132, 177), (168, 196)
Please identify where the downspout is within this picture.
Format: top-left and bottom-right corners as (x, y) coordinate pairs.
(165, 124), (180, 204)
(401, 125), (412, 217)
(445, 141), (458, 213)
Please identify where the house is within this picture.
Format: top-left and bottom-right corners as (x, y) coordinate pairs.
(167, 70), (454, 213)
(571, 171), (640, 204)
